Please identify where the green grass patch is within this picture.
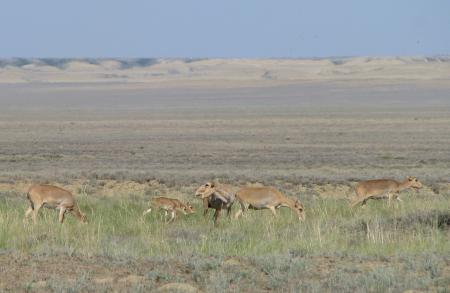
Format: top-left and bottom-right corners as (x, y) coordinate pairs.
(1, 191), (448, 259)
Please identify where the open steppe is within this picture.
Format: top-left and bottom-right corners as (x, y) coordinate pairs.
(0, 58), (449, 292)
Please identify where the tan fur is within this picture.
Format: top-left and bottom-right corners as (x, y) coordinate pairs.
(143, 197), (195, 222)
(195, 181), (237, 224)
(350, 176), (423, 208)
(234, 186), (305, 221)
(24, 184), (87, 224)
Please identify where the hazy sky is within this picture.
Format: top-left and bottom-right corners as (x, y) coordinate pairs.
(1, 0), (449, 58)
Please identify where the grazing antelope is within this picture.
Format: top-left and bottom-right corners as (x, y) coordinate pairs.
(234, 186), (305, 221)
(195, 181), (237, 224)
(350, 176), (423, 208)
(24, 184), (87, 224)
(142, 197), (195, 222)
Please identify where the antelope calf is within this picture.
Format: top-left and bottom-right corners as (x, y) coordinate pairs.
(350, 176), (423, 208)
(234, 186), (305, 221)
(143, 197), (195, 222)
(195, 181), (237, 224)
(24, 184), (87, 224)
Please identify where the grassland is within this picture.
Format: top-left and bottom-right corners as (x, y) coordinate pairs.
(1, 188), (449, 292)
(0, 79), (449, 292)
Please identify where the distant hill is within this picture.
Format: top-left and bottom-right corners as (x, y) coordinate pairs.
(0, 57), (449, 85)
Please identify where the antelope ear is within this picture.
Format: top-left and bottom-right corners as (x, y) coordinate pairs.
(407, 176), (413, 181)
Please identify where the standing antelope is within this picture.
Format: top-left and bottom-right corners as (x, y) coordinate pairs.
(234, 186), (305, 221)
(350, 176), (423, 208)
(195, 181), (237, 224)
(24, 184), (87, 224)
(143, 197), (195, 222)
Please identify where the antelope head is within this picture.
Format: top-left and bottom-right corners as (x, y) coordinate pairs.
(195, 182), (216, 199)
